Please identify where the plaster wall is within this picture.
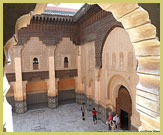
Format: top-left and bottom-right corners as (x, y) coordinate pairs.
(54, 38), (78, 70)
(6, 37), (50, 73)
(101, 27), (140, 128)
(77, 27), (141, 128)
(21, 37), (48, 72)
(80, 42), (95, 98)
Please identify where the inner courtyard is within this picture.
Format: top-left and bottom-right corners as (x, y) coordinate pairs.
(13, 103), (110, 132)
(3, 3), (160, 132)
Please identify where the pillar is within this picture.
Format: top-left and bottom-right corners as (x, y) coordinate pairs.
(76, 46), (83, 104)
(47, 46), (58, 109)
(13, 46), (26, 114)
(94, 68), (101, 104)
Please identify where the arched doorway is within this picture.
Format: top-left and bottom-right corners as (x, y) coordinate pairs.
(116, 86), (132, 130)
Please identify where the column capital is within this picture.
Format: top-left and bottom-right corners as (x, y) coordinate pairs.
(47, 46), (56, 56)
(78, 46), (81, 56)
(95, 68), (101, 81)
(13, 45), (23, 58)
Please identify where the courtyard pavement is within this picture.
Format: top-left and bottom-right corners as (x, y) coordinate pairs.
(12, 103), (130, 132)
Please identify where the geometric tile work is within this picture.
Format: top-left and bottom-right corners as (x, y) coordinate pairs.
(15, 100), (27, 114)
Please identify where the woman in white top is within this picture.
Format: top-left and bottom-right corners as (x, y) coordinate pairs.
(113, 113), (120, 129)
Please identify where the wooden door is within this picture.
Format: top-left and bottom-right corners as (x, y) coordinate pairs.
(116, 86), (132, 130)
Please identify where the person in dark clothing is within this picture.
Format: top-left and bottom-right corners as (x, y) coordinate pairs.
(81, 103), (85, 120)
(92, 108), (97, 124)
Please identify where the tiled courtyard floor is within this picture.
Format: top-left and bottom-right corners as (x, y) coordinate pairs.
(13, 103), (132, 132)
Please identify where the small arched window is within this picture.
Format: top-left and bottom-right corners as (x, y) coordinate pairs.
(33, 57), (39, 70)
(119, 52), (124, 67)
(64, 57), (68, 68)
(112, 53), (116, 67)
(128, 52), (133, 68)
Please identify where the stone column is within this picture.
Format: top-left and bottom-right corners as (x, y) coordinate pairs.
(77, 47), (83, 92)
(94, 69), (101, 104)
(76, 46), (83, 104)
(47, 46), (58, 109)
(13, 46), (26, 114)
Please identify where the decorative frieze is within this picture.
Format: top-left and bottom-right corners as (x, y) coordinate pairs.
(22, 71), (49, 81)
(55, 69), (78, 78)
(6, 69), (78, 82)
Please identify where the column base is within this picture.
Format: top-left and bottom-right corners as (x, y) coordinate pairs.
(48, 96), (58, 109)
(15, 100), (27, 114)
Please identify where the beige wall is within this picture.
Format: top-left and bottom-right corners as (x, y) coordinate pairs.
(54, 38), (78, 70)
(101, 27), (140, 128)
(21, 37), (48, 72)
(101, 27), (138, 104)
(77, 27), (141, 128)
(79, 42), (95, 98)
(5, 37), (49, 73)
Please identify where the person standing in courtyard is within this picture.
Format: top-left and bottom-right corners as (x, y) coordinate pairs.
(113, 113), (120, 129)
(107, 112), (112, 130)
(92, 108), (97, 124)
(81, 103), (85, 120)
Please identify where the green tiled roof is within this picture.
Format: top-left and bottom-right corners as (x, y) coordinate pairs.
(43, 10), (76, 16)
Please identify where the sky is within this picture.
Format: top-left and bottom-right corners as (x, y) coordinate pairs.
(47, 3), (85, 10)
